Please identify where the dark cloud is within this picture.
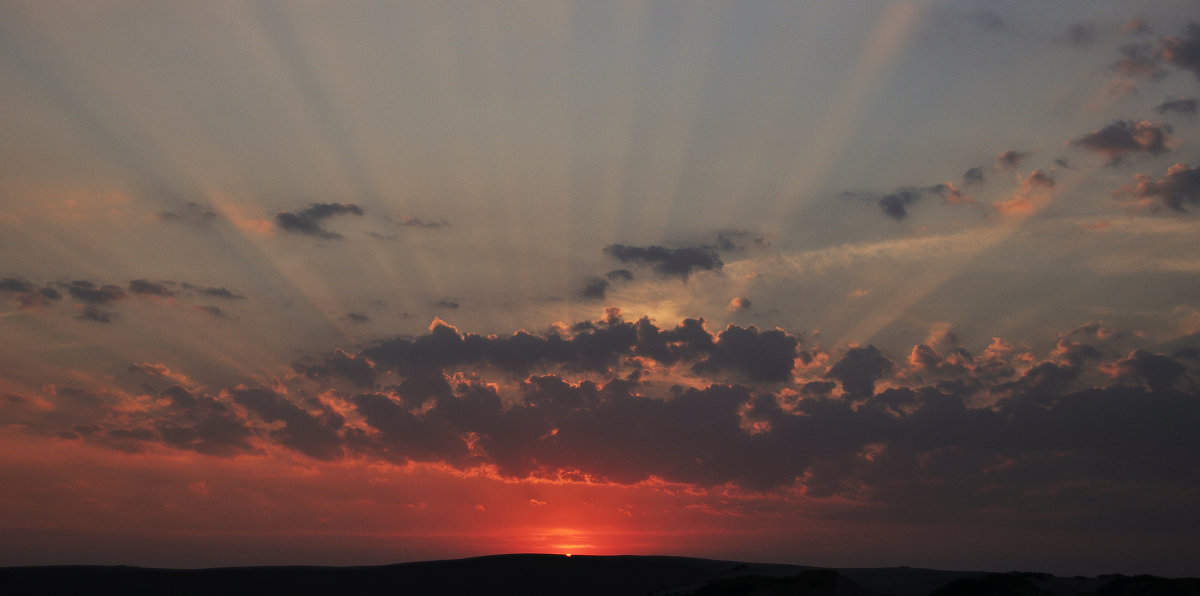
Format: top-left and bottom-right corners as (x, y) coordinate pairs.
(1063, 22), (1099, 48)
(0, 277), (34, 294)
(394, 215), (450, 228)
(181, 283), (245, 300)
(431, 299), (459, 310)
(826, 346), (893, 399)
(1156, 97), (1197, 114)
(275, 202), (364, 239)
(156, 386), (257, 457)
(300, 348), (377, 389)
(962, 166), (985, 186)
(0, 277), (61, 308)
(1112, 42), (1163, 79)
(1119, 162), (1200, 211)
(197, 305), (224, 317)
(157, 202), (217, 225)
(128, 279), (176, 297)
(344, 312), (369, 323)
(877, 189), (922, 221)
(77, 305), (115, 323)
(358, 314), (804, 384)
(692, 325), (801, 383)
(63, 280), (126, 304)
(27, 313), (1200, 528)
(579, 277), (609, 300)
(604, 244), (723, 279)
(996, 149), (1030, 171)
(605, 269), (634, 282)
(712, 230), (770, 251)
(1101, 349), (1186, 392)
(231, 386), (344, 460)
(1158, 22), (1200, 79)
(1069, 120), (1172, 165)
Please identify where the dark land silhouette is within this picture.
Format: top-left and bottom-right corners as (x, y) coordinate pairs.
(2, 554), (1199, 595)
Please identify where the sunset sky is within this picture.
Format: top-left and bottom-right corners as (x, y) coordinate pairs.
(2, 0), (1200, 577)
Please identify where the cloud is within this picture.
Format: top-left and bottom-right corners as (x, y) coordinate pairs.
(275, 202), (364, 239)
(877, 188), (922, 221)
(1117, 162), (1200, 212)
(394, 215), (450, 229)
(431, 299), (459, 310)
(1112, 43), (1163, 79)
(862, 183), (971, 221)
(1156, 97), (1197, 114)
(157, 202), (217, 226)
(1158, 22), (1200, 79)
(63, 280), (126, 304)
(19, 312), (1200, 525)
(605, 269), (634, 282)
(181, 283), (245, 300)
(1099, 349), (1186, 392)
(0, 276), (61, 308)
(77, 305), (115, 323)
(128, 279), (176, 297)
(344, 312), (369, 323)
(826, 346), (893, 399)
(1069, 120), (1172, 165)
(1063, 22), (1099, 48)
(579, 277), (609, 300)
(230, 386), (345, 460)
(726, 297), (751, 312)
(604, 244), (723, 279)
(962, 166), (985, 186)
(992, 169), (1056, 216)
(996, 149), (1030, 171)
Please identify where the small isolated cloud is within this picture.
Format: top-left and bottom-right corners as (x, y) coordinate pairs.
(1069, 120), (1172, 165)
(344, 312), (369, 323)
(996, 149), (1030, 171)
(395, 215), (449, 229)
(1063, 22), (1099, 48)
(157, 202), (217, 226)
(604, 244), (723, 279)
(1117, 162), (1200, 212)
(579, 277), (609, 300)
(275, 203), (364, 239)
(1156, 97), (1197, 114)
(962, 166), (985, 186)
(431, 299), (459, 310)
(78, 305), (115, 323)
(726, 297), (751, 311)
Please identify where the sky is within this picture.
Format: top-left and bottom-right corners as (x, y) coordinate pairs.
(2, 0), (1200, 577)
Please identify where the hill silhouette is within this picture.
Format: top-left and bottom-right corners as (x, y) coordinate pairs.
(2, 554), (1198, 595)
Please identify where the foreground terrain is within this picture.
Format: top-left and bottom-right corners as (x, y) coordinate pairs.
(2, 554), (1198, 595)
